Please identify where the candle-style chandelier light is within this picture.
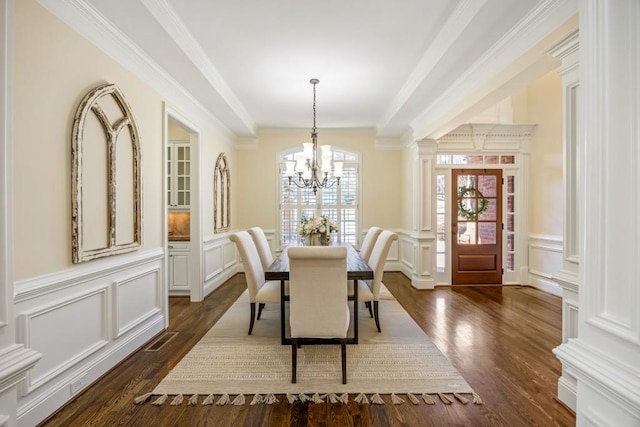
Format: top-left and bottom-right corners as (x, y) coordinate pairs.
(285, 78), (343, 194)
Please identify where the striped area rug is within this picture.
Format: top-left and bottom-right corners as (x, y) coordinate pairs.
(136, 287), (481, 406)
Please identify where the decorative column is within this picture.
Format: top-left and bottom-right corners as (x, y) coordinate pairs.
(553, 1), (640, 424)
(547, 29), (580, 412)
(410, 139), (437, 289)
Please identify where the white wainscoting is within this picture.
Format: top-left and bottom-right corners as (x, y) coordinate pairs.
(527, 234), (563, 296)
(13, 248), (165, 427)
(203, 232), (240, 297)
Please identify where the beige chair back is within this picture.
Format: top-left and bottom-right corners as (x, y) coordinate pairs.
(229, 231), (265, 302)
(368, 230), (398, 298)
(288, 246), (349, 339)
(247, 227), (273, 270)
(359, 226), (382, 264)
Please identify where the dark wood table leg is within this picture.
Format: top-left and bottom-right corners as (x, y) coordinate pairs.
(353, 279), (358, 344)
(280, 279), (286, 345)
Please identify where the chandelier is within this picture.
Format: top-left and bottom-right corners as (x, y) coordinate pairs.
(285, 78), (343, 194)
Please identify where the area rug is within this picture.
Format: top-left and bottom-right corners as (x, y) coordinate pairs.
(135, 286), (481, 406)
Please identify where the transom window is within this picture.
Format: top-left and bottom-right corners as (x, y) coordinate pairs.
(278, 148), (359, 249)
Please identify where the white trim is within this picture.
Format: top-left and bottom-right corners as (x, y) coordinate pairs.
(139, 0), (254, 133)
(112, 267), (162, 338)
(411, 0), (577, 139)
(35, 0), (240, 144)
(0, 0), (13, 330)
(13, 248), (163, 303)
(378, 0), (488, 133)
(17, 287), (110, 393)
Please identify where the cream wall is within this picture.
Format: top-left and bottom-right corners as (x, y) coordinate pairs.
(522, 71), (564, 236)
(236, 130), (403, 234)
(401, 146), (414, 231)
(13, 0), (164, 279)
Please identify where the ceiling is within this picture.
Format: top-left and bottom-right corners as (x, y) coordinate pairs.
(45, 0), (577, 143)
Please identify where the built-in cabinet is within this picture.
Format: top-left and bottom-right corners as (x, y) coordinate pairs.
(167, 140), (191, 209)
(168, 241), (190, 293)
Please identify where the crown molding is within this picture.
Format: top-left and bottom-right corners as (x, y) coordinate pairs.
(377, 0), (487, 133)
(140, 0), (255, 135)
(36, 0), (239, 142)
(411, 0), (577, 139)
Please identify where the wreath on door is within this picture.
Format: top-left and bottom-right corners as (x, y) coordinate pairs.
(457, 186), (490, 221)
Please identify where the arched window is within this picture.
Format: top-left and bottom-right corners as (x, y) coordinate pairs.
(278, 147), (359, 250)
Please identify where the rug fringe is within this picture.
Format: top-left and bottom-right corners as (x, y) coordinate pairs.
(391, 393), (404, 404)
(151, 394), (168, 406)
(453, 392), (469, 404)
(264, 393), (278, 404)
(139, 391), (481, 407)
(421, 393), (435, 405)
(170, 394), (183, 406)
(134, 393), (152, 405)
(299, 393), (312, 402)
(473, 392), (483, 405)
(354, 392), (369, 404)
(371, 393), (385, 405)
(438, 392), (453, 405)
(216, 393), (230, 405)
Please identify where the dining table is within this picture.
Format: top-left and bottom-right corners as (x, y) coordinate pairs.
(264, 243), (373, 345)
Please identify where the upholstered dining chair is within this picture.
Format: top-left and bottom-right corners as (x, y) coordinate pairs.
(288, 246), (349, 384)
(230, 231), (282, 335)
(359, 226), (382, 264)
(247, 226), (273, 270)
(351, 230), (398, 332)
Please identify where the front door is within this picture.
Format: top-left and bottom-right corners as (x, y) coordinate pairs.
(451, 169), (503, 284)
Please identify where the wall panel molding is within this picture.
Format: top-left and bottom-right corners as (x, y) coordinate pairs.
(17, 287), (110, 393)
(14, 248), (163, 303)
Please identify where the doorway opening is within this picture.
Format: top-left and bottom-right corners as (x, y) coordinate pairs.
(164, 107), (202, 302)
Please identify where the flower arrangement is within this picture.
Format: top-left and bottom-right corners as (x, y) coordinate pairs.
(299, 214), (339, 245)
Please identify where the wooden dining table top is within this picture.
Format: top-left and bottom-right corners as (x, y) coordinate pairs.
(264, 243), (373, 281)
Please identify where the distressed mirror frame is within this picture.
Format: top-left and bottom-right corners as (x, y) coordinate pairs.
(214, 152), (230, 233)
(71, 83), (142, 263)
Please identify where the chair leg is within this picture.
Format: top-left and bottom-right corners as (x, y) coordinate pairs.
(341, 338), (347, 384)
(248, 303), (256, 335)
(257, 303), (265, 319)
(291, 338), (298, 384)
(374, 301), (381, 333)
(365, 301), (374, 318)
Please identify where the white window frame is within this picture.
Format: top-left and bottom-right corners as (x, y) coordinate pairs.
(276, 146), (360, 251)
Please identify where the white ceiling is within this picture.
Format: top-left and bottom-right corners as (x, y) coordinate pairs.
(51, 0), (577, 142)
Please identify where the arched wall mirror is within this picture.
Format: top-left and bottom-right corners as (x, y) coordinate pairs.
(71, 83), (142, 263)
(214, 152), (230, 233)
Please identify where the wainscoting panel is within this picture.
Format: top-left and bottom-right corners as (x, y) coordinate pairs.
(113, 267), (162, 338)
(399, 236), (415, 270)
(528, 234), (563, 296)
(14, 249), (165, 426)
(17, 287), (109, 394)
(203, 233), (240, 297)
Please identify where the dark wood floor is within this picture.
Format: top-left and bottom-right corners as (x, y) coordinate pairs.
(40, 272), (575, 426)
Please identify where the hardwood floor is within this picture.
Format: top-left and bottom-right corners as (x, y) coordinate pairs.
(40, 272), (575, 426)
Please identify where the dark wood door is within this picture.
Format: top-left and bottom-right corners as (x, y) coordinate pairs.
(451, 169), (503, 284)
